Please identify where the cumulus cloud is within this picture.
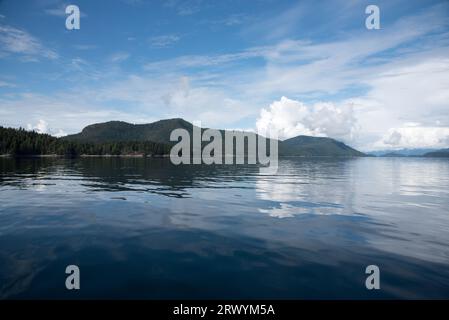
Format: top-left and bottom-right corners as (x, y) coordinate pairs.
(27, 119), (48, 134)
(374, 125), (449, 150)
(256, 96), (358, 141)
(26, 119), (66, 137)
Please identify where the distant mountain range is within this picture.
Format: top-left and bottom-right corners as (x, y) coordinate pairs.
(64, 118), (365, 157)
(367, 148), (449, 158)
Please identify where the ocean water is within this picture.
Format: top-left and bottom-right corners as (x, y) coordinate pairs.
(0, 157), (448, 299)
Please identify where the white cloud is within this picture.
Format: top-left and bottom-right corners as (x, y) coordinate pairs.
(256, 96), (358, 141)
(53, 129), (68, 137)
(27, 119), (48, 134)
(27, 119), (67, 137)
(0, 24), (58, 60)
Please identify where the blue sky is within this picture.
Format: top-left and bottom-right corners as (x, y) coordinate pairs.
(0, 0), (449, 150)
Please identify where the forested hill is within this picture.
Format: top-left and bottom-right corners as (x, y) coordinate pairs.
(64, 118), (193, 144)
(279, 135), (365, 157)
(1, 118), (367, 157)
(0, 126), (170, 156)
(64, 118), (366, 157)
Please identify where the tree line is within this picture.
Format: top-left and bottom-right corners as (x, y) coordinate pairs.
(0, 127), (171, 157)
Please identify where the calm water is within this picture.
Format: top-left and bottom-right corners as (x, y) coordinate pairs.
(0, 157), (449, 299)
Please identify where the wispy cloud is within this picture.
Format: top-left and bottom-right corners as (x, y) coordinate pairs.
(44, 3), (87, 18)
(109, 52), (130, 63)
(72, 44), (98, 50)
(202, 13), (252, 28)
(0, 80), (15, 88)
(164, 0), (203, 16)
(241, 2), (307, 41)
(0, 24), (58, 60)
(120, 0), (143, 5)
(149, 34), (180, 48)
(144, 47), (266, 71)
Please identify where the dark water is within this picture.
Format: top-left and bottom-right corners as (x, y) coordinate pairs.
(0, 157), (449, 299)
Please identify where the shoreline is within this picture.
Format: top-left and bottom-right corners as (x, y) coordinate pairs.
(1, 154), (447, 159)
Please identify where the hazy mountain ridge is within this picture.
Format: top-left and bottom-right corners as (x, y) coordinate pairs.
(367, 148), (438, 157)
(423, 148), (449, 157)
(366, 148), (449, 158)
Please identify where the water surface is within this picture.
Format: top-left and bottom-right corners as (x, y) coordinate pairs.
(0, 157), (449, 299)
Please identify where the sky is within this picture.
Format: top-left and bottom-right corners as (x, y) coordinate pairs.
(0, 0), (448, 151)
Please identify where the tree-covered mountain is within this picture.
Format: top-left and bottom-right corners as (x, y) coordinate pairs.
(1, 118), (366, 157)
(424, 148), (449, 157)
(64, 118), (193, 144)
